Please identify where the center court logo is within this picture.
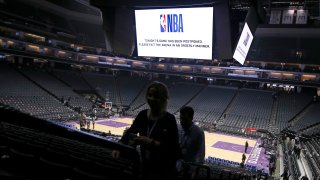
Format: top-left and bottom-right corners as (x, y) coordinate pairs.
(160, 14), (183, 32)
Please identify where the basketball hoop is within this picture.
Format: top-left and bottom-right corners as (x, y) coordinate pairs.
(104, 102), (112, 110)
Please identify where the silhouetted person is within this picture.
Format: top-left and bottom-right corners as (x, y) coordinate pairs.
(242, 153), (246, 164)
(179, 106), (205, 164)
(91, 108), (97, 129)
(240, 162), (244, 168)
(91, 116), (95, 130)
(86, 116), (90, 129)
(80, 112), (86, 129)
(294, 145), (301, 159)
(178, 106), (205, 180)
(281, 167), (290, 180)
(245, 141), (249, 153)
(112, 81), (181, 180)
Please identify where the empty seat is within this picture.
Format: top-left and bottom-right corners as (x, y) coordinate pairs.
(72, 168), (109, 180)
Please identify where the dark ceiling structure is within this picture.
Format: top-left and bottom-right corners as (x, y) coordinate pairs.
(89, 0), (320, 64)
(91, 0), (319, 17)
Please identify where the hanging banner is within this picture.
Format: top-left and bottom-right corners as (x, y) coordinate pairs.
(296, 10), (308, 24)
(282, 10), (294, 24)
(269, 10), (281, 24)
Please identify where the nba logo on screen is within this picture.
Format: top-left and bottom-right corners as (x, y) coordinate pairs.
(160, 14), (183, 32)
(160, 14), (167, 32)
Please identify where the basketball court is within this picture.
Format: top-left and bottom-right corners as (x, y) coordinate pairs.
(70, 116), (269, 174)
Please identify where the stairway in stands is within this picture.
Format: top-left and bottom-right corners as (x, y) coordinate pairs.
(268, 98), (278, 134)
(216, 89), (239, 126)
(290, 103), (314, 127)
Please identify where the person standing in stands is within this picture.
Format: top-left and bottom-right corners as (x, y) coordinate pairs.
(178, 106), (205, 180)
(112, 81), (181, 180)
(245, 140), (249, 153)
(179, 106), (205, 163)
(80, 112), (86, 129)
(280, 167), (290, 180)
(241, 153), (246, 164)
(91, 108), (97, 130)
(91, 116), (96, 130)
(61, 96), (65, 103)
(86, 114), (90, 129)
(91, 114), (95, 130)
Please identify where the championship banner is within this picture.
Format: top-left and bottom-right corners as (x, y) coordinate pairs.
(269, 10), (281, 24)
(282, 10), (294, 24)
(296, 10), (308, 24)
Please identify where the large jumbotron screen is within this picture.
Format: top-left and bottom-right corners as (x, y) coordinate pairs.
(135, 7), (214, 60)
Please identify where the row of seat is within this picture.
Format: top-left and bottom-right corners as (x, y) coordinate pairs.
(0, 121), (137, 180)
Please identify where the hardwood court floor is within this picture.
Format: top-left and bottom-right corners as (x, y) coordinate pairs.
(204, 131), (256, 163)
(72, 117), (257, 164)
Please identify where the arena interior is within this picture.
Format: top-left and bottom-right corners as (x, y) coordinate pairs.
(0, 0), (320, 179)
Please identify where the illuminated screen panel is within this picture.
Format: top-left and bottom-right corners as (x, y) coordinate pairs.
(135, 7), (213, 60)
(233, 22), (254, 65)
